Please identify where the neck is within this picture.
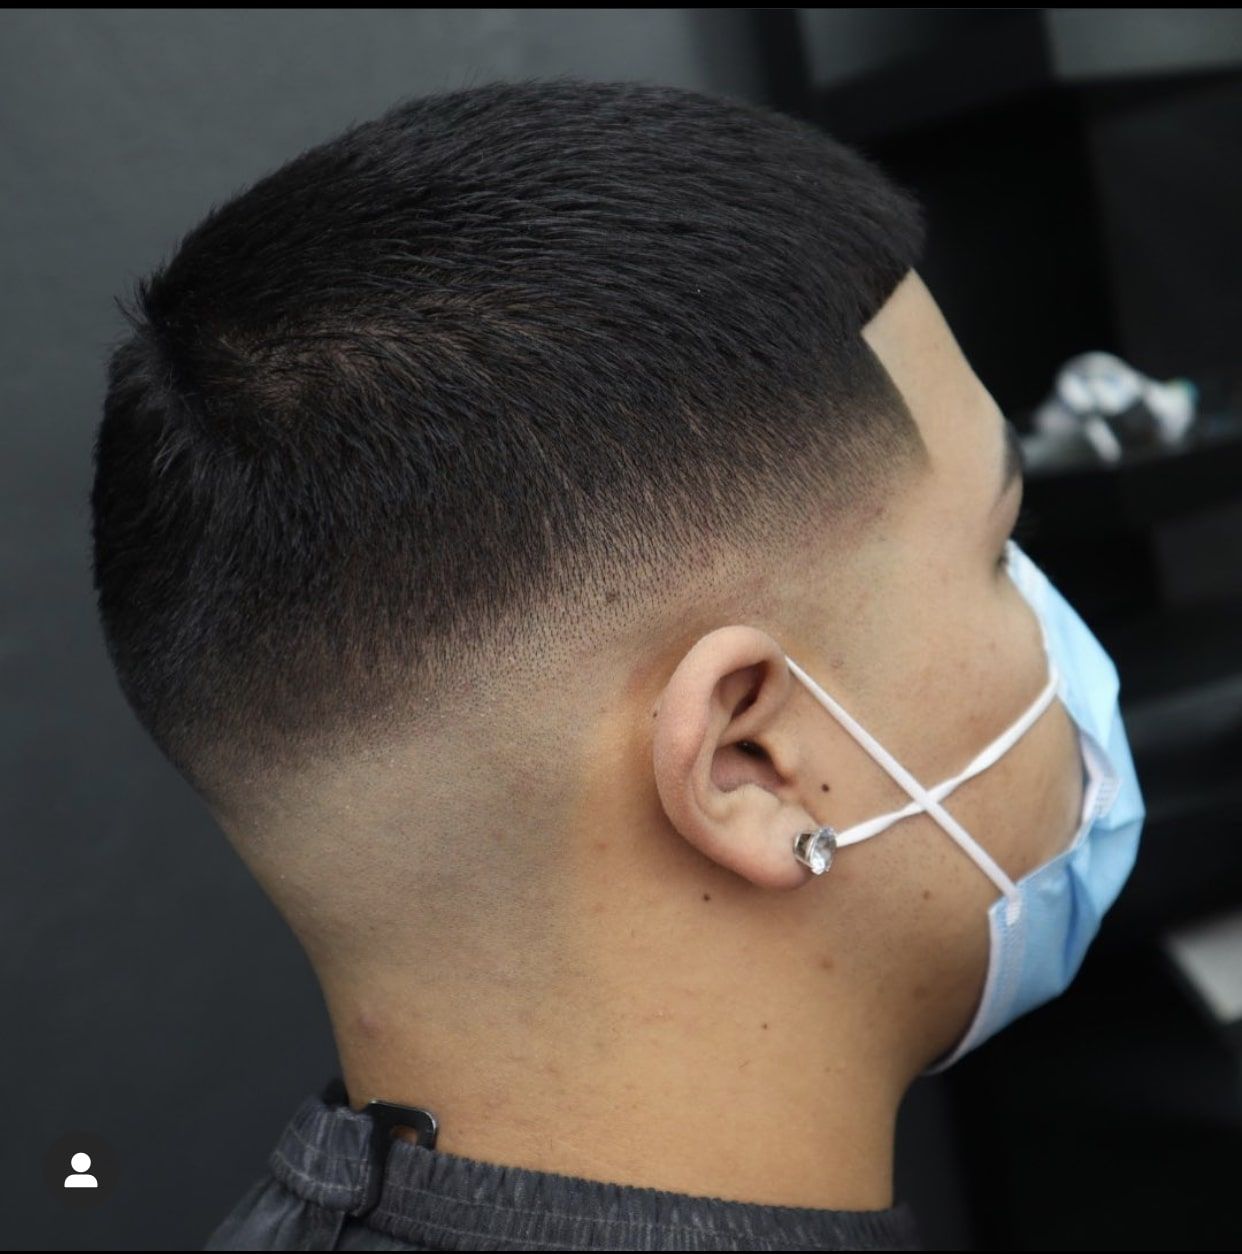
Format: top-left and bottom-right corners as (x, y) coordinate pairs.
(321, 969), (909, 1212)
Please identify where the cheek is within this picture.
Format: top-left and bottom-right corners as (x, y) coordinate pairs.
(1027, 701), (1087, 867)
(971, 697), (1085, 886)
(931, 582), (1048, 751)
(975, 567), (1047, 683)
(841, 548), (1048, 782)
(945, 582), (1082, 881)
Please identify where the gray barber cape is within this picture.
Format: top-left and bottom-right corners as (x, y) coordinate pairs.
(205, 1078), (924, 1251)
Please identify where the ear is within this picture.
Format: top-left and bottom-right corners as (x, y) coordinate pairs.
(651, 624), (829, 890)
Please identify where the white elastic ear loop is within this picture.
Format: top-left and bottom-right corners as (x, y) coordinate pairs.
(785, 656), (1048, 920)
(833, 665), (1060, 848)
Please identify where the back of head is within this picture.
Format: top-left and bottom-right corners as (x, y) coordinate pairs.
(91, 76), (925, 978)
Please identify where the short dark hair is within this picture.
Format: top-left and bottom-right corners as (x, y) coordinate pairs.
(91, 75), (926, 801)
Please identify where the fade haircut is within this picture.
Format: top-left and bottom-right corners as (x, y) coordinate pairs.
(91, 76), (927, 805)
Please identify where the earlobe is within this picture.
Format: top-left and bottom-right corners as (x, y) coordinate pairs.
(650, 625), (829, 891)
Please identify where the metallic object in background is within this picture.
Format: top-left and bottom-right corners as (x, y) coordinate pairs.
(1024, 351), (1199, 471)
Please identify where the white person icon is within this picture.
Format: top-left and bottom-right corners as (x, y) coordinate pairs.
(45, 1132), (116, 1202)
(63, 1151), (98, 1188)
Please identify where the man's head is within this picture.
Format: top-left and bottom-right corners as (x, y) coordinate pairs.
(92, 78), (1082, 1154)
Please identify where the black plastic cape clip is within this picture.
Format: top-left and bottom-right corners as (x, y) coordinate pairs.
(322, 1076), (438, 1221)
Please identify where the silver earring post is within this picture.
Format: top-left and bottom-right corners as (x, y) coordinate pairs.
(792, 826), (837, 875)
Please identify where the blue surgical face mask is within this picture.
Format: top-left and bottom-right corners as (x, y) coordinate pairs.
(783, 540), (1146, 1072)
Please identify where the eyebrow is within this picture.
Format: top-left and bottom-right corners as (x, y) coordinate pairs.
(996, 416), (1025, 508)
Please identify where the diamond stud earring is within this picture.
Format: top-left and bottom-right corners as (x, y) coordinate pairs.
(792, 826), (838, 875)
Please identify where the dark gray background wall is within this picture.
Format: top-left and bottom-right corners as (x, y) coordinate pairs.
(4, 9), (1240, 1252)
